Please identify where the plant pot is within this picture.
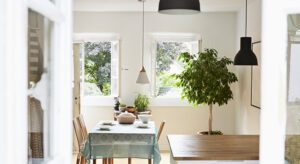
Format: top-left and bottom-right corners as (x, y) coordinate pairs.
(137, 108), (147, 112)
(197, 131), (223, 135)
(126, 106), (136, 113)
(119, 107), (126, 112)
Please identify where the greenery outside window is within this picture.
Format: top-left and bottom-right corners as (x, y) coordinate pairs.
(80, 41), (119, 97)
(153, 40), (199, 98)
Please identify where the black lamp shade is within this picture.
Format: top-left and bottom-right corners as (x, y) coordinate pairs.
(234, 37), (258, 65)
(158, 0), (200, 15)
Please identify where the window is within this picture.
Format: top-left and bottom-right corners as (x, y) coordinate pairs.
(80, 40), (119, 97)
(153, 40), (199, 98)
(288, 41), (300, 103)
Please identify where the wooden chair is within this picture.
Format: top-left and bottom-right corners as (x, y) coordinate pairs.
(128, 121), (166, 164)
(77, 115), (113, 164)
(78, 115), (88, 140)
(73, 117), (87, 164)
(157, 121), (166, 142)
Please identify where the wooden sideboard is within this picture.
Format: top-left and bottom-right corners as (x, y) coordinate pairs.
(168, 135), (259, 163)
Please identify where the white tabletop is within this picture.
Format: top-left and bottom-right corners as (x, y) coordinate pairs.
(90, 121), (156, 135)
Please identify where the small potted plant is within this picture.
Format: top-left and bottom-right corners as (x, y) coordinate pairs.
(134, 94), (150, 112)
(119, 103), (127, 112)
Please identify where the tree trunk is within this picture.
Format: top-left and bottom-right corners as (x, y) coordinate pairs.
(208, 104), (213, 135)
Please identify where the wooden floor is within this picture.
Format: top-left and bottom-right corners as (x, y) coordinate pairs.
(73, 152), (170, 164)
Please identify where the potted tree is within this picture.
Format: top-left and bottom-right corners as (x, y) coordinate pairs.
(174, 49), (238, 135)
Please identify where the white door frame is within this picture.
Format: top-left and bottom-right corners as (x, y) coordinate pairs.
(260, 0), (300, 163)
(0, 0), (73, 163)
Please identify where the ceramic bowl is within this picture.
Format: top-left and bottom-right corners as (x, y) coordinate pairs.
(138, 115), (151, 124)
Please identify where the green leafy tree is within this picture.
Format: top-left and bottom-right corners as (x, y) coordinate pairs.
(174, 49), (238, 135)
(156, 42), (188, 95)
(156, 42), (187, 75)
(84, 42), (111, 96)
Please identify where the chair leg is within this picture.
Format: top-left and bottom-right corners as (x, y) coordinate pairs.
(148, 159), (151, 164)
(80, 156), (86, 164)
(103, 158), (107, 164)
(76, 153), (81, 164)
(128, 158), (131, 164)
(93, 159), (96, 164)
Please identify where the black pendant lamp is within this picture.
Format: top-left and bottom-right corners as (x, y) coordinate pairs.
(234, 0), (258, 65)
(158, 0), (200, 15)
(136, 0), (150, 84)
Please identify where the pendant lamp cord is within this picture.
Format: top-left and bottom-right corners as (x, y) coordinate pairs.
(142, 0), (145, 67)
(245, 0), (248, 36)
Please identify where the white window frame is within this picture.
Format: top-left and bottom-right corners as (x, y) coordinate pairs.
(73, 33), (121, 106)
(260, 1), (300, 163)
(0, 0), (73, 163)
(150, 33), (201, 106)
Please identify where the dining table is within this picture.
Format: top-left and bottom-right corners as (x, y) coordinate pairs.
(168, 135), (259, 164)
(82, 120), (161, 164)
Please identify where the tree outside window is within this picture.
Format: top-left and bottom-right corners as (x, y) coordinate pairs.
(155, 41), (198, 97)
(82, 42), (112, 96)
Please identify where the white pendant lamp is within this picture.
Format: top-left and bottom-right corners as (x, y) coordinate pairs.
(136, 0), (150, 84)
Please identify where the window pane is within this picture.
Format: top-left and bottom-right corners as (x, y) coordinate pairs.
(82, 42), (112, 96)
(286, 14), (300, 164)
(28, 9), (53, 163)
(155, 42), (198, 97)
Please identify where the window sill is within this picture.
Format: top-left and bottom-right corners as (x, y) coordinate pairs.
(82, 96), (115, 107)
(149, 97), (192, 107)
(82, 96), (193, 107)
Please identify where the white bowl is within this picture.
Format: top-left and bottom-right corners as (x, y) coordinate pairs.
(138, 115), (151, 124)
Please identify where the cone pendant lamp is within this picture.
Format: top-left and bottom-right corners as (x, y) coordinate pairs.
(234, 0), (258, 65)
(136, 0), (150, 84)
(158, 0), (200, 15)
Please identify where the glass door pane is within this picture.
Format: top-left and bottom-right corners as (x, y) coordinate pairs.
(286, 14), (300, 164)
(28, 9), (53, 163)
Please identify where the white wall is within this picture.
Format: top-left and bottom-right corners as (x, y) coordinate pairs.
(74, 11), (239, 150)
(235, 0), (261, 134)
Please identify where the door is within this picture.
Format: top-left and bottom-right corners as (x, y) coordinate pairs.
(73, 43), (81, 153)
(73, 43), (81, 118)
(260, 0), (300, 163)
(0, 0), (73, 163)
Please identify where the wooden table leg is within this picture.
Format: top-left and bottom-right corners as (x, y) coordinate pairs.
(93, 159), (96, 164)
(128, 158), (131, 164)
(148, 159), (151, 164)
(80, 156), (86, 164)
(108, 158), (113, 164)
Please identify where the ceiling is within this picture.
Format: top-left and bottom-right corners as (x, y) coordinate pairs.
(74, 0), (245, 12)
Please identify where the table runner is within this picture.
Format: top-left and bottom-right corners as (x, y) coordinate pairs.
(82, 121), (161, 164)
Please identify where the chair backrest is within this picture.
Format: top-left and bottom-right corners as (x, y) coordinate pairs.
(78, 115), (88, 140)
(157, 121), (166, 141)
(73, 117), (85, 147)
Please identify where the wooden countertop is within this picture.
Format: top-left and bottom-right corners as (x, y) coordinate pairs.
(167, 135), (259, 161)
